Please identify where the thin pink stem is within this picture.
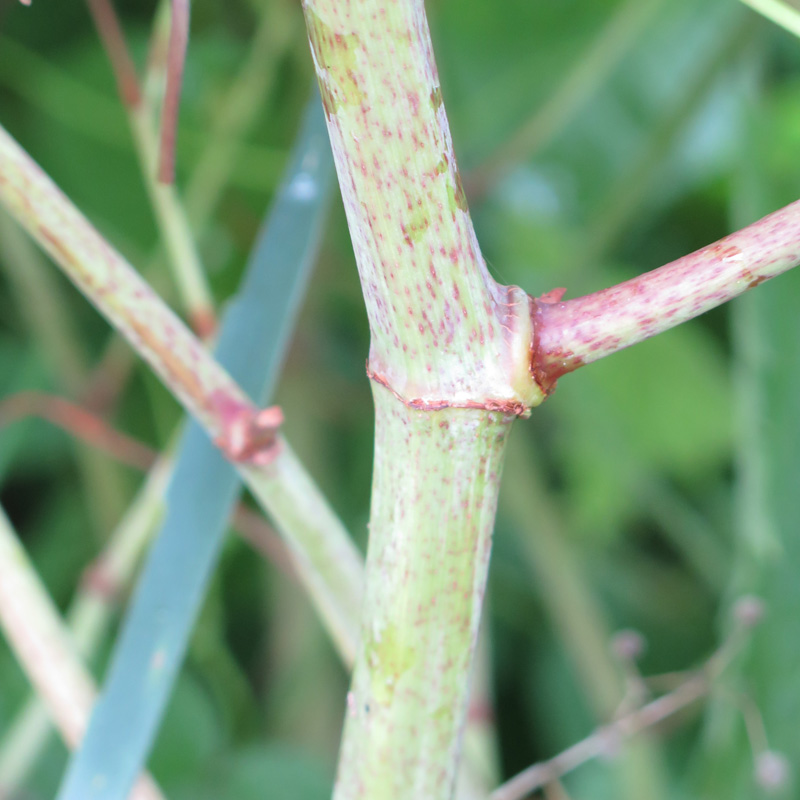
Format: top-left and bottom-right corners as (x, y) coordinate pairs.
(85, 0), (142, 108)
(158, 0), (190, 184)
(532, 198), (800, 392)
(0, 391), (156, 470)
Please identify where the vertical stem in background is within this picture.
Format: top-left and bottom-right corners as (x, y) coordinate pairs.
(158, 0), (190, 185)
(334, 384), (512, 800)
(85, 0), (215, 335)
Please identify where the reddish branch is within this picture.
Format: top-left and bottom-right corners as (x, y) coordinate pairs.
(0, 390), (294, 582)
(158, 0), (190, 184)
(84, 0), (142, 108)
(531, 198), (800, 394)
(0, 391), (155, 470)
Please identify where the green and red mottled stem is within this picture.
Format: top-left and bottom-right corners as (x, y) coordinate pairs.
(302, 0), (542, 412)
(301, 1), (534, 797)
(334, 384), (512, 800)
(532, 198), (800, 392)
(0, 124), (265, 455)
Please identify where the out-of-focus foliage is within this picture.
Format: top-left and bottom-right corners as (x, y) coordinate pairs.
(0, 0), (798, 798)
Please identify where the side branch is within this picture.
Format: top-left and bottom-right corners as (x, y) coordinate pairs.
(0, 121), (364, 666)
(532, 199), (800, 391)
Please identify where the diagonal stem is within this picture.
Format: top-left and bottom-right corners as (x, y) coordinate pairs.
(0, 119), (364, 673)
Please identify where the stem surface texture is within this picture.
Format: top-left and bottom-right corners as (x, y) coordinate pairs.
(334, 383), (512, 800)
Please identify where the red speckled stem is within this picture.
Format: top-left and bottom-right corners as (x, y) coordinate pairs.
(533, 199), (800, 391)
(333, 384), (511, 800)
(301, 1), (529, 798)
(303, 0), (542, 411)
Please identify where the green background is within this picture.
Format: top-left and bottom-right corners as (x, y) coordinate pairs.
(1, 0), (799, 798)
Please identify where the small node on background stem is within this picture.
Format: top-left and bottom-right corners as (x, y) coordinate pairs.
(732, 595), (766, 628)
(213, 402), (284, 466)
(755, 750), (791, 793)
(610, 629), (647, 663)
(189, 307), (217, 341)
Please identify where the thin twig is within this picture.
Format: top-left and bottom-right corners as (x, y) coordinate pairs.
(0, 391), (156, 471)
(0, 123), (363, 666)
(83, 0), (216, 336)
(158, 0), (190, 184)
(84, 0), (142, 107)
(491, 675), (708, 800)
(494, 600), (768, 800)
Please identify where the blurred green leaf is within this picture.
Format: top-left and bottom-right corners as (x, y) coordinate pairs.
(170, 743), (332, 800)
(550, 314), (731, 540)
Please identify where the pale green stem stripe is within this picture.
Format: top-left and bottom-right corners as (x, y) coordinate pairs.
(333, 383), (512, 800)
(740, 0), (800, 36)
(0, 458), (172, 791)
(0, 120), (364, 678)
(0, 506), (166, 800)
(185, 0), (295, 229)
(128, 105), (215, 333)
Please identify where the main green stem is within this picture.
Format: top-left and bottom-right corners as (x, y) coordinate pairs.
(334, 384), (512, 800)
(300, 1), (542, 796)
